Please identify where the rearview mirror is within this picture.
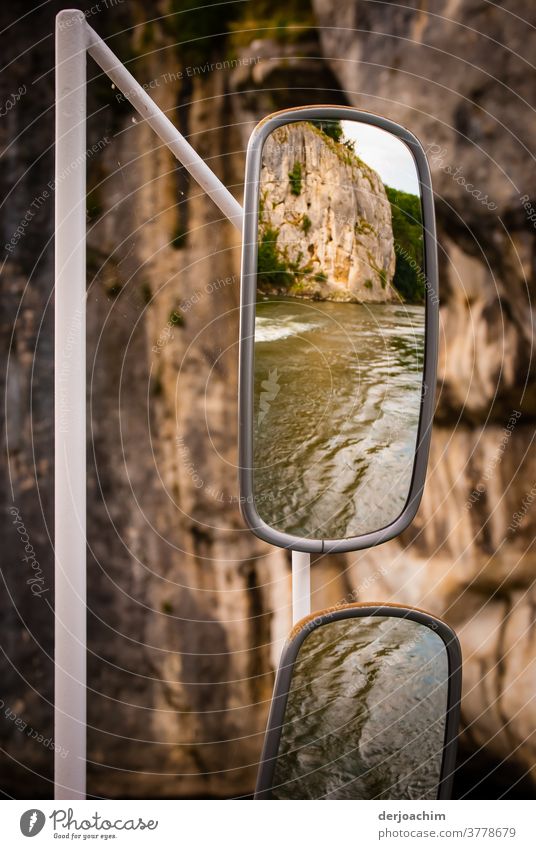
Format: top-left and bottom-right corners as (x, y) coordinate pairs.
(255, 605), (461, 799)
(239, 108), (438, 552)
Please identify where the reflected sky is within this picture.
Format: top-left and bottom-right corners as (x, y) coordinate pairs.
(341, 121), (420, 194)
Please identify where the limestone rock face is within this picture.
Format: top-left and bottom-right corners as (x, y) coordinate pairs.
(259, 122), (396, 301)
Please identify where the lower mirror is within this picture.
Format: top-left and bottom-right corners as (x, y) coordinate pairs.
(255, 605), (461, 800)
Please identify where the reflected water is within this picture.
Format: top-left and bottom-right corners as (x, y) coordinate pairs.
(271, 617), (448, 799)
(253, 298), (425, 539)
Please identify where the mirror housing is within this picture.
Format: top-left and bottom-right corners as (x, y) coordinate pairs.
(255, 604), (462, 800)
(239, 107), (439, 553)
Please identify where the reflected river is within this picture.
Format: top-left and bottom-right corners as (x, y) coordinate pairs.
(253, 298), (425, 539)
(271, 617), (448, 800)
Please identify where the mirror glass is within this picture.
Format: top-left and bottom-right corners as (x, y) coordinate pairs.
(264, 615), (449, 799)
(253, 119), (426, 540)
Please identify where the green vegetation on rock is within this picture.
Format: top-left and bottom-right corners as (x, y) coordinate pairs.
(301, 214), (312, 234)
(288, 161), (303, 195)
(228, 0), (316, 48)
(257, 222), (331, 295)
(311, 119), (356, 155)
(257, 226), (294, 288)
(386, 186), (425, 303)
(307, 121), (374, 174)
(311, 119), (343, 143)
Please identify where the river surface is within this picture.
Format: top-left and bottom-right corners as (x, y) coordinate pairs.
(253, 298), (425, 539)
(271, 617), (448, 799)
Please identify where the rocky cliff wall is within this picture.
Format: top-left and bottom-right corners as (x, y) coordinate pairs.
(258, 122), (396, 301)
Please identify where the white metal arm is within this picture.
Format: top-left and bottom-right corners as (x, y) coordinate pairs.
(85, 24), (243, 230)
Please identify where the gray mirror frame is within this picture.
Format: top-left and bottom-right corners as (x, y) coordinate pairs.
(238, 106), (439, 553)
(255, 603), (462, 800)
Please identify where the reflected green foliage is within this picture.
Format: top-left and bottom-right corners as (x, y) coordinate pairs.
(301, 214), (312, 235)
(288, 161), (303, 195)
(257, 226), (294, 287)
(307, 121), (375, 176)
(386, 187), (425, 303)
(257, 224), (325, 292)
(311, 119), (357, 156)
(311, 119), (343, 142)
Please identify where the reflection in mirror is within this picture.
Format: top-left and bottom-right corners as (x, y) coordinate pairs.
(262, 615), (450, 800)
(253, 119), (426, 541)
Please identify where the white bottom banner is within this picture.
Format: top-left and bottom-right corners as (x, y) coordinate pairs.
(2, 799), (534, 848)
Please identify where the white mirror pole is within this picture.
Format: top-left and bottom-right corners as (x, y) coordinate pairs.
(291, 552), (311, 625)
(54, 9), (244, 799)
(55, 9), (87, 800)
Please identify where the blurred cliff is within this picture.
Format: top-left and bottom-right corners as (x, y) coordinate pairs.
(0, 0), (535, 798)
